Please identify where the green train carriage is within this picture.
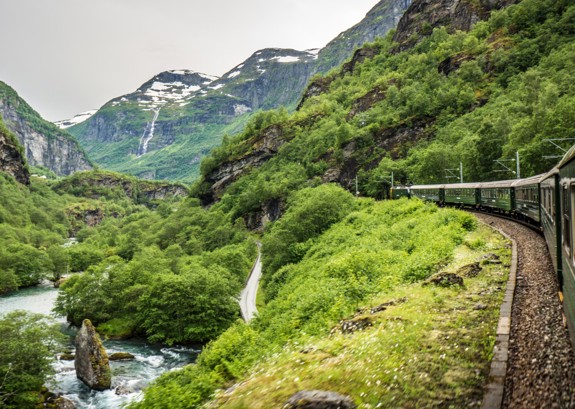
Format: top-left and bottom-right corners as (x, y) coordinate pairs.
(479, 179), (515, 212)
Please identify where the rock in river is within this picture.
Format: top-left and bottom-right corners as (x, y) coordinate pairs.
(74, 319), (111, 390)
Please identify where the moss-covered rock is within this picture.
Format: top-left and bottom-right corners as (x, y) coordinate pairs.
(74, 319), (111, 390)
(109, 352), (135, 361)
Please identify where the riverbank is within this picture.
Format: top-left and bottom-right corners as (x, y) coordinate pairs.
(0, 283), (199, 408)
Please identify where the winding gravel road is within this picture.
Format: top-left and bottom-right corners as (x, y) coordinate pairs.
(239, 245), (262, 322)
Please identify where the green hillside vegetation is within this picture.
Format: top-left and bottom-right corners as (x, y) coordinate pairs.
(0, 174), (75, 293)
(0, 172), (159, 294)
(122, 1), (575, 407)
(54, 197), (257, 343)
(129, 196), (509, 409)
(53, 169), (188, 203)
(196, 0), (575, 211)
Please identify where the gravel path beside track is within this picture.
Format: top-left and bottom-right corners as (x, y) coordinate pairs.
(477, 214), (575, 408)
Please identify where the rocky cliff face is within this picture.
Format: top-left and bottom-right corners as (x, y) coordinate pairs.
(392, 0), (519, 48)
(0, 82), (92, 176)
(315, 0), (413, 72)
(74, 319), (111, 391)
(0, 119), (29, 184)
(202, 123), (295, 203)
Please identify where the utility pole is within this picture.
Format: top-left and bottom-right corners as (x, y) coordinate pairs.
(494, 156), (518, 178)
(542, 138), (575, 159)
(445, 163), (463, 183)
(516, 151), (520, 179)
(355, 176), (359, 196)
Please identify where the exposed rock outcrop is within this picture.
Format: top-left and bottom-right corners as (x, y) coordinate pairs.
(0, 120), (29, 184)
(284, 390), (357, 409)
(321, 117), (435, 191)
(392, 0), (520, 50)
(74, 319), (111, 390)
(424, 272), (465, 287)
(243, 198), (285, 232)
(39, 388), (76, 409)
(0, 82), (92, 176)
(202, 123), (295, 204)
(54, 396), (76, 409)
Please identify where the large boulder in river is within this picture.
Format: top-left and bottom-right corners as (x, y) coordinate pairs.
(74, 319), (111, 390)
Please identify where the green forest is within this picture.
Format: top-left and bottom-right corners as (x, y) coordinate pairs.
(1, 0), (575, 407)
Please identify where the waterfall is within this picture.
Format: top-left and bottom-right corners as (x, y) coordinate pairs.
(137, 107), (161, 157)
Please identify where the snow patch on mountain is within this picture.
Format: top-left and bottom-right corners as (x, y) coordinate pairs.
(271, 56), (301, 63)
(139, 81), (203, 109)
(54, 110), (98, 129)
(234, 104), (251, 115)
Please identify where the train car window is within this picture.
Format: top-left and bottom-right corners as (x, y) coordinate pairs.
(572, 185), (575, 261)
(552, 186), (555, 218)
(564, 185), (572, 256)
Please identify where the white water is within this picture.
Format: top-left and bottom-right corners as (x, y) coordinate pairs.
(0, 283), (199, 408)
(137, 107), (162, 157)
(239, 244), (262, 322)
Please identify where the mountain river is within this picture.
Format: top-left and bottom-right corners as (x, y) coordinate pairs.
(0, 282), (200, 408)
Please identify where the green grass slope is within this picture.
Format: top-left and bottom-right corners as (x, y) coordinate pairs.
(130, 194), (509, 409)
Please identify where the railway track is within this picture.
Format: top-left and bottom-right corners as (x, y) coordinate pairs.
(477, 214), (575, 408)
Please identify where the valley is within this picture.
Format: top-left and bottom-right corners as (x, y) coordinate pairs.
(1, 0), (575, 408)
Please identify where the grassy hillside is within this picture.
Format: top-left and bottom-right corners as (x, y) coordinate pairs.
(130, 195), (509, 409)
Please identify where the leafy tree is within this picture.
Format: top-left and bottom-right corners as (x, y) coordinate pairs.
(0, 311), (64, 409)
(0, 244), (52, 287)
(138, 269), (240, 344)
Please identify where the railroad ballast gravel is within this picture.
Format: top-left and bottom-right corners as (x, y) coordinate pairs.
(477, 214), (575, 408)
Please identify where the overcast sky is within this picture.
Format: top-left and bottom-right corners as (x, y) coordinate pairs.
(0, 0), (380, 122)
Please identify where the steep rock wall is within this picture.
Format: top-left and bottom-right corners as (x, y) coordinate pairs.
(0, 121), (29, 184)
(0, 98), (92, 176)
(392, 0), (520, 49)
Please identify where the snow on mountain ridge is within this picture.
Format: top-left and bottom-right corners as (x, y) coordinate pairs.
(54, 109), (98, 129)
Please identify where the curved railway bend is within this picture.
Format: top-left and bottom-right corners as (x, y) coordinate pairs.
(478, 214), (575, 408)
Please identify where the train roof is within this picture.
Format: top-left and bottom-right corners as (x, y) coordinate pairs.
(512, 173), (546, 187)
(410, 184), (445, 189)
(476, 179), (516, 188)
(557, 144), (575, 169)
(443, 182), (481, 189)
